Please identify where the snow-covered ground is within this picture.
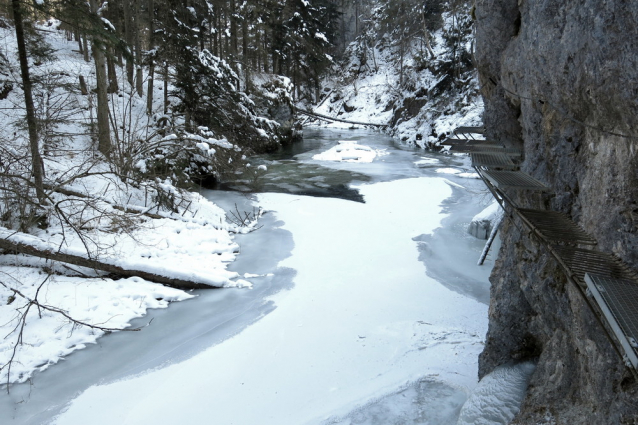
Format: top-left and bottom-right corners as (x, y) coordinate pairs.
(311, 9), (482, 148)
(0, 22), (257, 387)
(0, 205), (256, 384)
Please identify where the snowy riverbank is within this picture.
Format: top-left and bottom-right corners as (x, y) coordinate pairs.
(0, 190), (260, 386)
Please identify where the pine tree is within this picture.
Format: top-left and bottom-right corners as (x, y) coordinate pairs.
(11, 0), (45, 202)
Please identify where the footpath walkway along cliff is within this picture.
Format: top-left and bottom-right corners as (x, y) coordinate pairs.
(446, 127), (638, 377)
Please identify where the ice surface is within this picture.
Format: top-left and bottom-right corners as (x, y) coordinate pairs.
(52, 177), (488, 425)
(323, 378), (467, 425)
(413, 179), (498, 304)
(415, 157), (442, 167)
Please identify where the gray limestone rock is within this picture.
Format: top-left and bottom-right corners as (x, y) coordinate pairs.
(474, 0), (638, 423)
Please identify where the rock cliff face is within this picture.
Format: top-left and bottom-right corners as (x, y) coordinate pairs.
(474, 1), (638, 423)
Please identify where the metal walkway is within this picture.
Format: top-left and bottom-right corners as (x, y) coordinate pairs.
(449, 145), (523, 156)
(482, 170), (550, 192)
(453, 124), (638, 374)
(586, 274), (638, 369)
(453, 126), (485, 139)
(471, 152), (518, 170)
(517, 208), (597, 245)
(441, 138), (503, 147)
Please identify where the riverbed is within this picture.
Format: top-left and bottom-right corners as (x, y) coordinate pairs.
(1, 128), (498, 424)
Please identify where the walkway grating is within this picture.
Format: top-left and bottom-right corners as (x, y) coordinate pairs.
(450, 145), (523, 156)
(453, 126), (485, 139)
(442, 138), (502, 147)
(471, 152), (518, 170)
(468, 122), (638, 375)
(550, 246), (637, 287)
(517, 208), (597, 245)
(585, 273), (638, 369)
(482, 170), (550, 191)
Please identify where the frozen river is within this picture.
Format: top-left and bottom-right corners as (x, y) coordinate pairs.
(1, 128), (514, 424)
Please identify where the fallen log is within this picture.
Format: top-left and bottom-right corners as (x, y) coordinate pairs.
(295, 107), (388, 127)
(0, 229), (219, 290)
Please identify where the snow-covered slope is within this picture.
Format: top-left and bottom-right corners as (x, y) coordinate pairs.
(0, 19), (263, 386)
(312, 2), (483, 148)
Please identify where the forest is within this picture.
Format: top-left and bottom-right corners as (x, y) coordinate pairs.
(0, 0), (475, 227)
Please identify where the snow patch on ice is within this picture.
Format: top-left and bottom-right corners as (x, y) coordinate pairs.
(436, 167), (462, 175)
(313, 140), (386, 163)
(457, 172), (480, 179)
(414, 157), (441, 167)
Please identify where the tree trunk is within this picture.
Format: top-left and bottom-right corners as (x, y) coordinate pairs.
(255, 28), (261, 71)
(355, 0), (359, 36)
(79, 75), (88, 95)
(230, 0), (238, 58)
(315, 78), (320, 105)
(123, 0), (134, 87)
(399, 36), (405, 86)
(89, 0), (111, 156)
(422, 16), (436, 58)
(107, 53), (119, 93)
(211, 6), (218, 56)
(82, 33), (90, 62)
(76, 29), (83, 54)
(163, 62), (169, 115)
(271, 28), (277, 74)
(146, 0), (155, 114)
(0, 230), (219, 290)
(242, 17), (249, 91)
(292, 61), (297, 101)
(478, 213), (503, 266)
(11, 0), (46, 204)
(134, 0), (143, 96)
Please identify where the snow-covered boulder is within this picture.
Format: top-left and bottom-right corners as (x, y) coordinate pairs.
(468, 201), (502, 239)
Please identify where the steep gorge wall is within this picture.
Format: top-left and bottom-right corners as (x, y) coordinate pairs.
(474, 0), (638, 423)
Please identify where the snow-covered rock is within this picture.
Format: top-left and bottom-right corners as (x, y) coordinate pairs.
(468, 201), (502, 239)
